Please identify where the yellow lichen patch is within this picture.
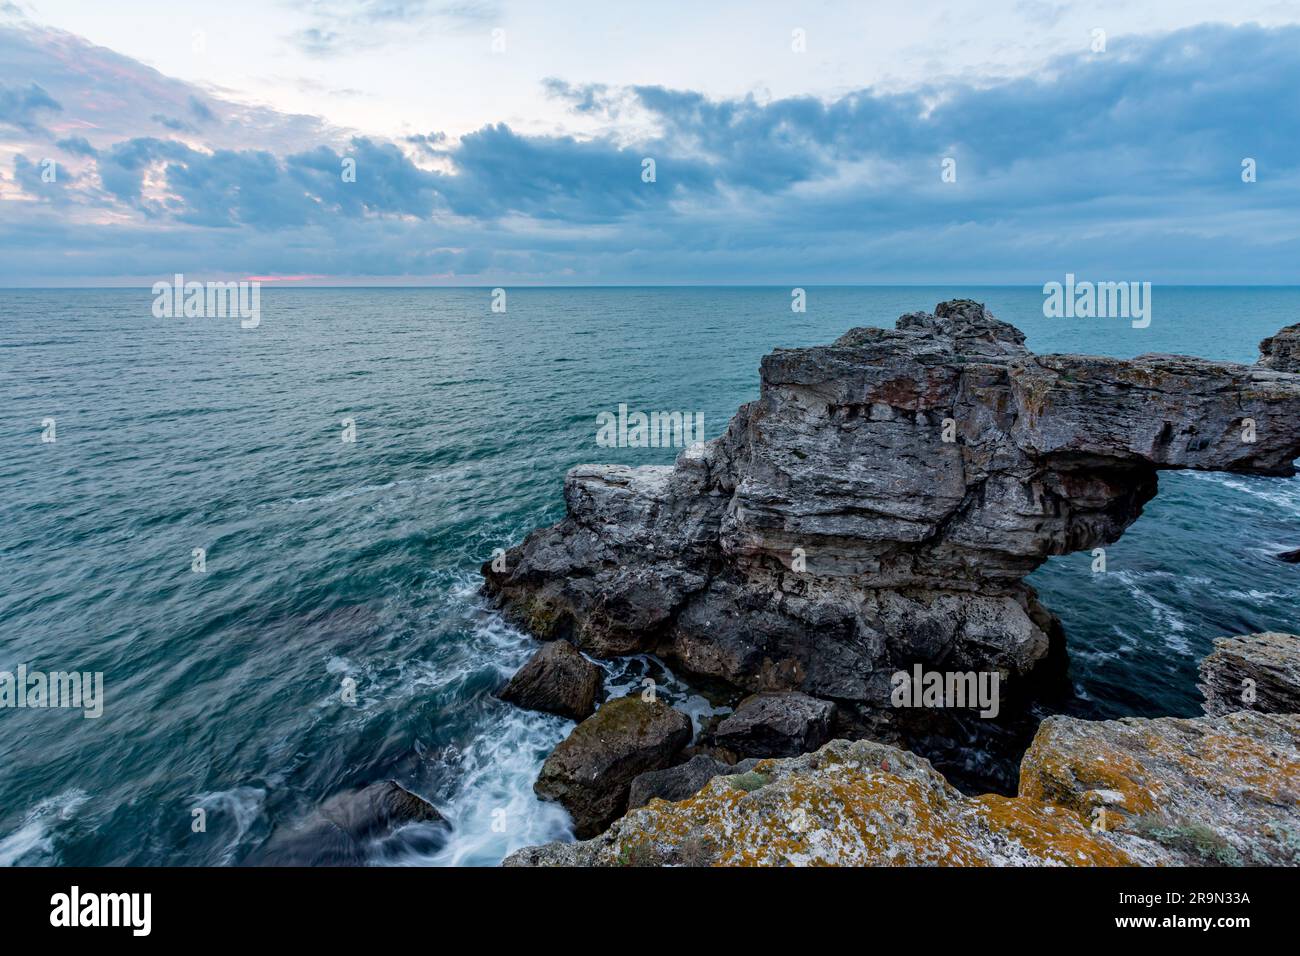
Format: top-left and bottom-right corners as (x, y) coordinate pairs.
(588, 745), (1149, 867)
(1176, 729), (1300, 801)
(1019, 722), (1160, 818)
(970, 795), (1137, 866)
(515, 717), (1299, 868)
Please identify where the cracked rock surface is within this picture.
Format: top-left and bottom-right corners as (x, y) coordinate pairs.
(506, 712), (1300, 867)
(484, 300), (1300, 710)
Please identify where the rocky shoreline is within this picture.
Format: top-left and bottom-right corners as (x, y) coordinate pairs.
(483, 301), (1300, 866)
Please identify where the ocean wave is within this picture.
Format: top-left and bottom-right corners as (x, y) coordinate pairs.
(1112, 571), (1192, 654)
(192, 786), (267, 865)
(1184, 470), (1300, 513)
(414, 704), (574, 867)
(0, 789), (88, 867)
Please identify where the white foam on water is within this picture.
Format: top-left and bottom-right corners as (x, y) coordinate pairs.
(1184, 470), (1300, 514)
(382, 573), (736, 867)
(415, 705), (575, 867)
(192, 786), (267, 865)
(0, 789), (87, 866)
(271, 472), (449, 509)
(1113, 571), (1191, 654)
(1224, 588), (1290, 606)
(377, 579), (577, 866)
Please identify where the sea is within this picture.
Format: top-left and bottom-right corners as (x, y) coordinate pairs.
(1, 286), (1296, 866)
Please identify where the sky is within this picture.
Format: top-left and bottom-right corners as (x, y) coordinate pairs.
(1, 0), (1298, 285)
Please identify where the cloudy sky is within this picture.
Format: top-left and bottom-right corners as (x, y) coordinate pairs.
(1, 0), (1298, 285)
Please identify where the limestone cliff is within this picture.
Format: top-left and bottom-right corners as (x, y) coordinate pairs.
(484, 301), (1300, 712)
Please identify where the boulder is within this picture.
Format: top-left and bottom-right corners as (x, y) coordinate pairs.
(534, 696), (692, 837)
(712, 691), (835, 757)
(1197, 632), (1300, 716)
(506, 712), (1300, 867)
(627, 754), (759, 810)
(252, 780), (444, 866)
(498, 640), (604, 721)
(485, 301), (1300, 714)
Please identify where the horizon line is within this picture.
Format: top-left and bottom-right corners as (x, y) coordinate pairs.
(4, 282), (1300, 291)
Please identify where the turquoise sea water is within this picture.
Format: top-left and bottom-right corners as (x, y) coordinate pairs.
(0, 286), (1296, 866)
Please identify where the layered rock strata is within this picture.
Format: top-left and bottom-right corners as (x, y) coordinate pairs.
(1199, 632), (1300, 717)
(485, 301), (1300, 711)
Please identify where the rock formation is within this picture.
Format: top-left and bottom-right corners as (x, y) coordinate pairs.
(1259, 323), (1300, 373)
(1199, 632), (1300, 716)
(484, 301), (1300, 717)
(498, 640), (604, 721)
(506, 711), (1300, 867)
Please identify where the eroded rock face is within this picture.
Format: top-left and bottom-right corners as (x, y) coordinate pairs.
(505, 712), (1300, 867)
(534, 695), (692, 838)
(485, 301), (1300, 708)
(497, 640), (604, 721)
(712, 691), (835, 758)
(1260, 323), (1300, 373)
(1198, 632), (1300, 717)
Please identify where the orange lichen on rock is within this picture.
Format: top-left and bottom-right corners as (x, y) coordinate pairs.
(505, 713), (1300, 867)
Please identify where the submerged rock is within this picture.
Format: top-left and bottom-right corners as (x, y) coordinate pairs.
(712, 691), (835, 758)
(498, 640), (604, 721)
(506, 711), (1300, 867)
(1198, 632), (1300, 716)
(252, 780), (445, 866)
(484, 301), (1300, 713)
(627, 754), (759, 810)
(535, 695), (692, 838)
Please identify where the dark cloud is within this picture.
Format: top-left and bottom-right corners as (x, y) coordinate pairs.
(0, 80), (59, 131)
(2, 21), (1299, 284)
(188, 95), (216, 124)
(12, 152), (75, 199)
(54, 135), (97, 157)
(542, 78), (617, 115)
(151, 113), (198, 133)
(405, 131), (449, 157)
(285, 137), (442, 219)
(437, 122), (715, 220)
